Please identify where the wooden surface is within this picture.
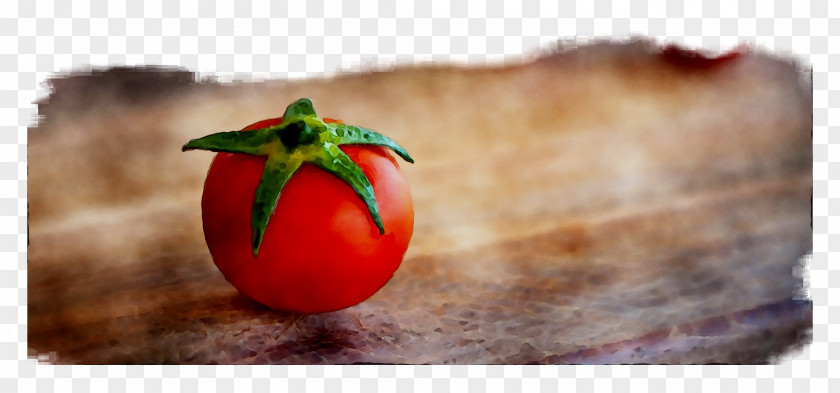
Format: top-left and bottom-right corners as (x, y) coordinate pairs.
(28, 41), (812, 364)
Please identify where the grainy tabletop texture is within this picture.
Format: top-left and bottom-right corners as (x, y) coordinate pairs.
(28, 41), (811, 364)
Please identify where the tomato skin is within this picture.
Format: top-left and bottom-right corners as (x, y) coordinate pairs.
(200, 117), (413, 313)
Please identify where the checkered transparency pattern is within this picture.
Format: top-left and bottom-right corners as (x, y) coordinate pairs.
(5, 0), (835, 391)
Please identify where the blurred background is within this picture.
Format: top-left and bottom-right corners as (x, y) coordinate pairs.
(27, 41), (811, 364)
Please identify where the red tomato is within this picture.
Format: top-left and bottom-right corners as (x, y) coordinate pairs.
(200, 117), (414, 313)
(660, 44), (743, 69)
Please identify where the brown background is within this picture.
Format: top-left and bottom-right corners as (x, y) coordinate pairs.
(28, 41), (812, 364)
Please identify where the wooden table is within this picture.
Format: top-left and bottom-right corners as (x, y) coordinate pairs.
(28, 41), (812, 364)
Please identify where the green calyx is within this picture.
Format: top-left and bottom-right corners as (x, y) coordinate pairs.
(182, 98), (414, 257)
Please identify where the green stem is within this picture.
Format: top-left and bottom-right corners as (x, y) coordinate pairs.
(182, 98), (414, 256)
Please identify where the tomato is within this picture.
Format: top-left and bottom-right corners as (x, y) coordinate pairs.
(660, 44), (744, 69)
(184, 99), (414, 313)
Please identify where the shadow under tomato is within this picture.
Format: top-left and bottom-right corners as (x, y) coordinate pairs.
(164, 289), (369, 364)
